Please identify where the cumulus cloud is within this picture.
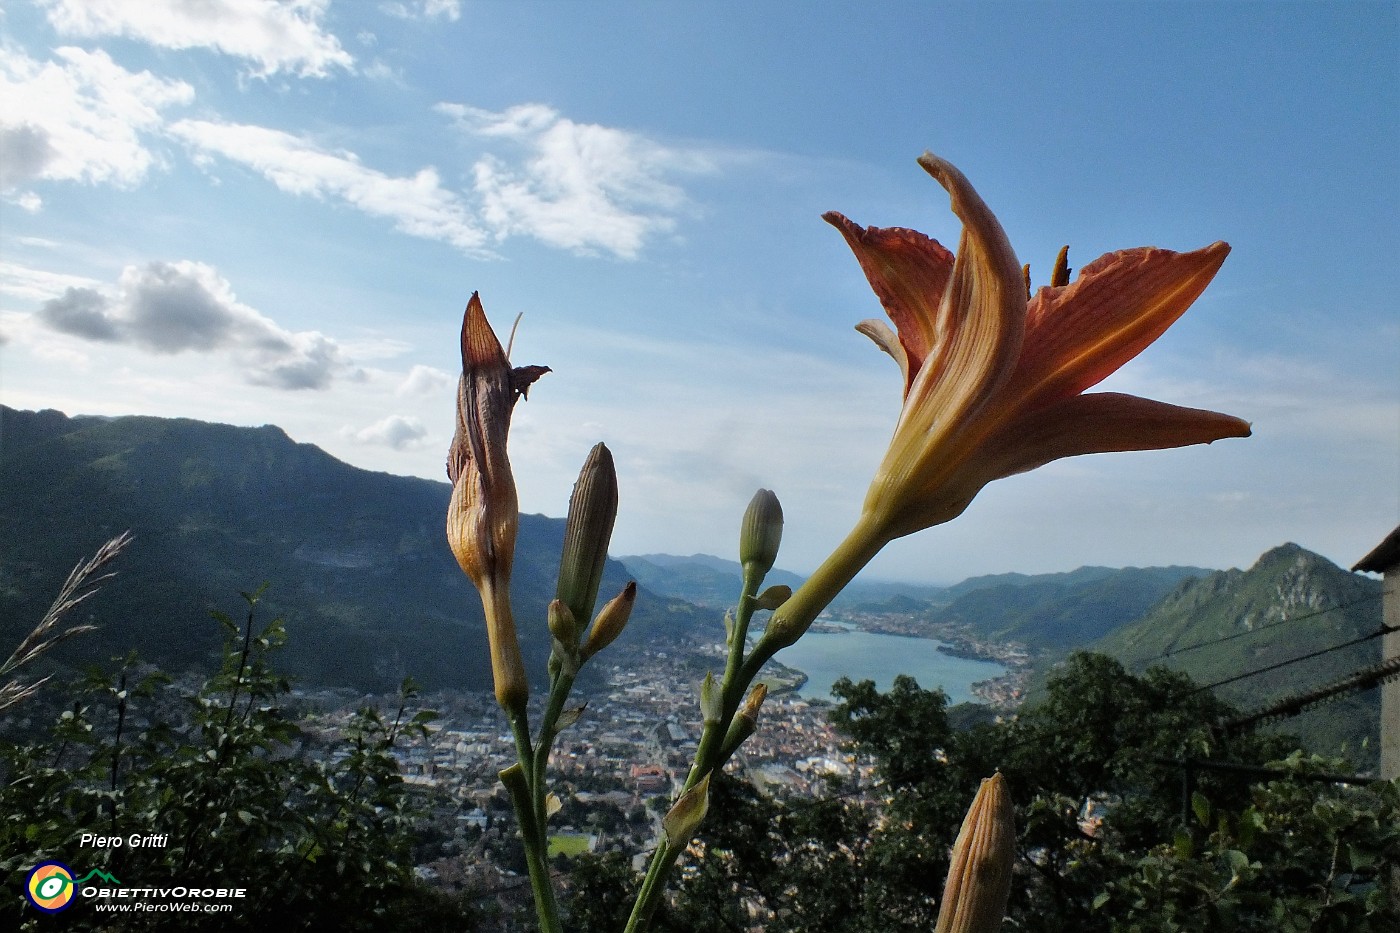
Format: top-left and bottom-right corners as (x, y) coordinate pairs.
(36, 286), (120, 342)
(169, 119), (490, 254)
(396, 363), (453, 396)
(38, 0), (353, 78)
(35, 260), (355, 390)
(344, 414), (429, 449)
(0, 46), (193, 190)
(0, 125), (57, 189)
(439, 102), (715, 258)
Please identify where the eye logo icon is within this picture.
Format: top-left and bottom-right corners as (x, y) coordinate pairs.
(25, 861), (76, 913)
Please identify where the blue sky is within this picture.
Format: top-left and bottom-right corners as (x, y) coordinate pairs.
(1, 0), (1396, 584)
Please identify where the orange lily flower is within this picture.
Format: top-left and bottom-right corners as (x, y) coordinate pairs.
(759, 153), (1248, 652)
(446, 292), (548, 713)
(829, 153), (1250, 541)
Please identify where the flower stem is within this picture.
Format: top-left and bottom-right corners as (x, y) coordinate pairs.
(624, 515), (889, 933)
(505, 714), (563, 933)
(744, 513), (887, 679)
(623, 513), (887, 933)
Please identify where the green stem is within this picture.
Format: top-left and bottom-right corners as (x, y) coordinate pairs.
(744, 514), (886, 683)
(531, 668), (577, 880)
(505, 712), (563, 933)
(500, 760), (562, 933)
(624, 562), (778, 931)
(624, 515), (888, 933)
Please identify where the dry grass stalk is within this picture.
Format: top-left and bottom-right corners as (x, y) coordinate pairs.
(0, 531), (131, 710)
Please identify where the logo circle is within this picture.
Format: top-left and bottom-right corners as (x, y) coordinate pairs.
(26, 861), (76, 913)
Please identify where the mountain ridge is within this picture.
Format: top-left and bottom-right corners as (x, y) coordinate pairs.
(0, 406), (710, 694)
(1089, 542), (1384, 763)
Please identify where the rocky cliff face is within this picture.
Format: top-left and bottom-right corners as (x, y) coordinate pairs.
(1094, 542), (1383, 765)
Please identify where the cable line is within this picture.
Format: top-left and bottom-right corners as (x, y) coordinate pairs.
(1220, 654), (1400, 733)
(1144, 593), (1382, 663)
(1186, 625), (1394, 696)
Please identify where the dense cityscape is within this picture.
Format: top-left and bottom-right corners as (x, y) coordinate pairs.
(282, 613), (1034, 905)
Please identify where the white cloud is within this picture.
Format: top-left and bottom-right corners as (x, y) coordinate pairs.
(169, 119), (490, 255)
(33, 259), (357, 390)
(439, 102), (716, 258)
(38, 0), (353, 78)
(165, 105), (713, 260)
(0, 46), (193, 190)
(344, 413), (429, 449)
(397, 364), (453, 396)
(380, 0), (461, 21)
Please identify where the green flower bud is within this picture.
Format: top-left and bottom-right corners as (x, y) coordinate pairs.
(548, 598), (578, 647)
(699, 672), (721, 725)
(581, 581), (636, 660)
(556, 443), (619, 627)
(718, 683), (769, 765)
(662, 773), (711, 848)
(739, 489), (784, 578)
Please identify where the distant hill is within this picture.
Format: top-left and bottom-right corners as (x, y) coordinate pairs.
(617, 554), (955, 611)
(929, 566), (1214, 648)
(622, 551), (1214, 644)
(0, 407), (712, 694)
(945, 565), (1134, 599)
(1091, 543), (1384, 764)
(619, 553), (807, 609)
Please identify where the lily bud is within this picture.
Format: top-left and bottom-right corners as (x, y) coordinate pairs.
(445, 292), (549, 714)
(739, 489), (783, 579)
(556, 443), (619, 627)
(699, 672), (722, 726)
(718, 683), (768, 766)
(547, 599), (578, 647)
(662, 773), (711, 848)
(581, 581), (636, 660)
(934, 773), (1015, 933)
(738, 682), (768, 724)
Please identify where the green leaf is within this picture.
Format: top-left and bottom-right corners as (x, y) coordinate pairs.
(1192, 791), (1211, 827)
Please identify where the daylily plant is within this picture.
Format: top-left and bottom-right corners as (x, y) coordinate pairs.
(758, 153), (1249, 655)
(446, 153), (1250, 933)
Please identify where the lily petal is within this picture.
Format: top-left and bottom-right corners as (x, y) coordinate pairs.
(861, 155), (1026, 532)
(823, 213), (953, 392)
(855, 317), (911, 387)
(981, 391), (1252, 482)
(1014, 243), (1230, 407)
(917, 152), (1026, 399)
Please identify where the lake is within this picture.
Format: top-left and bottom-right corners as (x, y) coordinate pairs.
(771, 628), (1006, 704)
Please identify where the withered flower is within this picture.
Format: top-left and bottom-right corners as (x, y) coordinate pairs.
(446, 292), (549, 713)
